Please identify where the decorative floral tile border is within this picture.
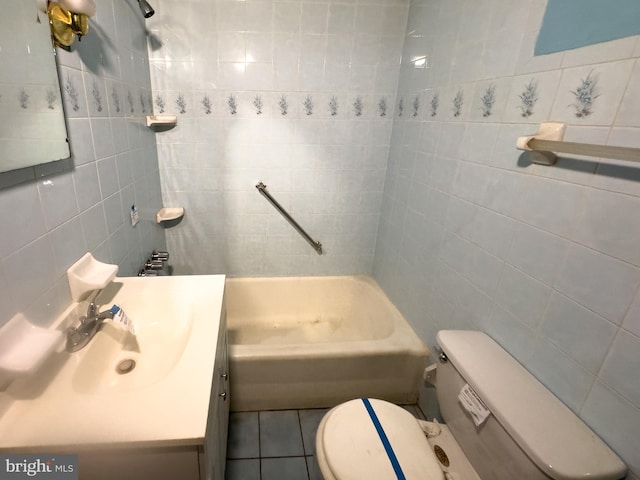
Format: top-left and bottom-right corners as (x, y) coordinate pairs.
(518, 79), (539, 118)
(145, 61), (629, 126)
(570, 71), (599, 118)
(0, 84), (63, 113)
(53, 70), (152, 119)
(392, 66), (608, 124)
(150, 91), (397, 120)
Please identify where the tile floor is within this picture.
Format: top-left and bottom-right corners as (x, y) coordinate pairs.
(225, 405), (426, 480)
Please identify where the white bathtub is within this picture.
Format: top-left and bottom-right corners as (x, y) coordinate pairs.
(225, 275), (429, 411)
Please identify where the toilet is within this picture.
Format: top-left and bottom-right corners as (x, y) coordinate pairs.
(315, 330), (627, 480)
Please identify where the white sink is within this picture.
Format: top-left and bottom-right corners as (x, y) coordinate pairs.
(0, 275), (226, 451)
(71, 280), (196, 394)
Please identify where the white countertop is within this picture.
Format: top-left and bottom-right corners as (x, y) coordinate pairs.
(0, 275), (226, 453)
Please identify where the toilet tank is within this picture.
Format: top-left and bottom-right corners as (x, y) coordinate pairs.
(435, 330), (626, 480)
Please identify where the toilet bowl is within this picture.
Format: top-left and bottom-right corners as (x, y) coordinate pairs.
(315, 330), (627, 480)
(315, 398), (480, 480)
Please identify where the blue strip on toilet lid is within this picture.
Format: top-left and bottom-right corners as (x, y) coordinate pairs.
(361, 398), (406, 480)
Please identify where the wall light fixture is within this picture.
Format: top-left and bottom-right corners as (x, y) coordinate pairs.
(38, 0), (97, 48)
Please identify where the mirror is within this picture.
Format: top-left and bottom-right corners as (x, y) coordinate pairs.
(0, 1), (70, 173)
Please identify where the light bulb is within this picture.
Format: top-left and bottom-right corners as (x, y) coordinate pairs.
(58, 0), (96, 17)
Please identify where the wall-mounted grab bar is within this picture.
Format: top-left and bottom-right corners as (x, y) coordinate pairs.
(256, 182), (323, 255)
(516, 122), (640, 165)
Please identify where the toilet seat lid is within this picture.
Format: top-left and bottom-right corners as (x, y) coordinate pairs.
(320, 398), (444, 480)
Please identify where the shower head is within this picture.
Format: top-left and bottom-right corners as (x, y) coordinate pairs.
(137, 0), (154, 18)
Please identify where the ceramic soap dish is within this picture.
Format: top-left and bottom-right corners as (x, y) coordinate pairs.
(0, 313), (63, 375)
(67, 253), (118, 301)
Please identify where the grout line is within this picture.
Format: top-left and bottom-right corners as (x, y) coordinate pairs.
(297, 410), (312, 480)
(259, 455), (309, 459)
(257, 411), (263, 480)
(297, 409), (308, 455)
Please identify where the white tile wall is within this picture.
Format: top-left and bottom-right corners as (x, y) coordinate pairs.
(582, 381), (640, 475)
(600, 329), (640, 407)
(495, 265), (550, 329)
(539, 292), (618, 374)
(526, 337), (595, 413)
(373, 0), (640, 474)
(556, 244), (640, 324)
(147, 0), (409, 275)
(0, 0), (165, 329)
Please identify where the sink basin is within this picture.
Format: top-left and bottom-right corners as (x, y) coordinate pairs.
(71, 280), (195, 393)
(0, 274), (226, 451)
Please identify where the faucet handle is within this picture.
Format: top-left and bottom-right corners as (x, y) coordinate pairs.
(151, 250), (169, 261)
(86, 302), (98, 319)
(84, 288), (103, 318)
(144, 259), (164, 270)
(138, 268), (158, 277)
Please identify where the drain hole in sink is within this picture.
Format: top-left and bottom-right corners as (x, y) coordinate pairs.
(116, 359), (136, 374)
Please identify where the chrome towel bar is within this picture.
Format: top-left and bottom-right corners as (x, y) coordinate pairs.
(255, 182), (323, 255)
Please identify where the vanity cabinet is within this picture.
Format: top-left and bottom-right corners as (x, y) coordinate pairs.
(79, 448), (201, 480)
(201, 303), (230, 480)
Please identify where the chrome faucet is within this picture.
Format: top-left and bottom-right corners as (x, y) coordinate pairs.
(66, 293), (114, 352)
